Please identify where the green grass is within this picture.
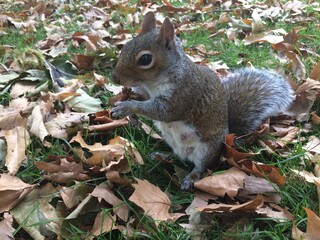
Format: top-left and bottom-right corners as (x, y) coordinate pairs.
(1, 0), (320, 239)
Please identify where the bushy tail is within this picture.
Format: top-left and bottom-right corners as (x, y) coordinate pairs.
(222, 68), (295, 135)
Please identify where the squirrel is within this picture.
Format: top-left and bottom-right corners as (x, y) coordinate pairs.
(111, 12), (295, 190)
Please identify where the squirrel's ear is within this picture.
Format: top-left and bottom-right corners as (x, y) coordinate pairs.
(157, 17), (175, 50)
(142, 12), (156, 33)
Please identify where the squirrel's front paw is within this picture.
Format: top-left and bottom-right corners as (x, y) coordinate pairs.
(111, 101), (134, 118)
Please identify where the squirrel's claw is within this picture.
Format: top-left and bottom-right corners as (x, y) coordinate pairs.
(111, 101), (133, 118)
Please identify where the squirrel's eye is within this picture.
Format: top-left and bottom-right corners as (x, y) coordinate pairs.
(138, 54), (152, 66)
(136, 50), (154, 69)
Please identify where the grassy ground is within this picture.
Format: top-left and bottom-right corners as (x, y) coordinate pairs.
(1, 0), (320, 239)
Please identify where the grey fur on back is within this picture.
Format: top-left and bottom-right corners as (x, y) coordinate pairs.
(222, 68), (295, 135)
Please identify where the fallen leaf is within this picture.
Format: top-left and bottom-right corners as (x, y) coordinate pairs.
(90, 212), (117, 239)
(28, 105), (49, 142)
(60, 183), (92, 209)
(0, 109), (26, 130)
(252, 9), (265, 33)
(309, 61), (320, 81)
(129, 178), (184, 224)
(10, 183), (63, 240)
(45, 112), (90, 139)
(194, 167), (247, 198)
(275, 126), (300, 148)
(243, 33), (284, 45)
(256, 203), (293, 221)
(0, 174), (35, 213)
(105, 170), (132, 186)
(0, 126), (31, 175)
(291, 169), (320, 183)
(224, 134), (286, 186)
(284, 51), (306, 79)
(311, 112), (320, 125)
(292, 208), (320, 240)
(289, 78), (320, 121)
(35, 157), (91, 184)
(197, 194), (264, 212)
(303, 136), (320, 154)
(66, 88), (103, 113)
(239, 175), (281, 204)
(0, 212), (15, 240)
(91, 183), (129, 221)
(60, 194), (101, 238)
(71, 132), (143, 170)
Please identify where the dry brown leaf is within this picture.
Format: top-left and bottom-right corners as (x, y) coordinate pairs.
(224, 134), (286, 186)
(275, 126), (300, 148)
(10, 80), (37, 99)
(10, 183), (62, 240)
(303, 136), (320, 154)
(243, 33), (284, 45)
(71, 132), (143, 169)
(256, 203), (293, 221)
(129, 178), (184, 224)
(44, 172), (90, 183)
(239, 175), (281, 203)
(0, 212), (15, 240)
(291, 169), (320, 183)
(252, 9), (265, 33)
(197, 194), (264, 212)
(60, 184), (92, 209)
(311, 112), (320, 125)
(194, 167), (247, 198)
(284, 51), (306, 80)
(105, 170), (132, 186)
(0, 126), (31, 175)
(45, 112), (90, 139)
(309, 62), (320, 81)
(28, 105), (49, 142)
(292, 208), (320, 240)
(35, 158), (84, 173)
(35, 157), (91, 183)
(0, 103), (29, 130)
(289, 78), (320, 121)
(0, 174), (35, 213)
(71, 54), (95, 70)
(90, 212), (117, 239)
(91, 184), (129, 221)
(0, 112), (24, 130)
(140, 122), (162, 140)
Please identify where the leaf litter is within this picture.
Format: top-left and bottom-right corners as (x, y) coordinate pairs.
(0, 0), (320, 239)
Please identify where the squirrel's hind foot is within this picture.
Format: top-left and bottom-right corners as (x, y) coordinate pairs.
(181, 171), (201, 191)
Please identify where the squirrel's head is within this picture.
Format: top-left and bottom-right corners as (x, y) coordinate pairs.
(112, 12), (182, 89)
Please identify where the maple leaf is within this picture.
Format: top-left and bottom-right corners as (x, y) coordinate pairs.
(292, 208), (320, 240)
(194, 167), (247, 198)
(129, 178), (185, 224)
(224, 134), (286, 186)
(0, 174), (35, 213)
(0, 212), (15, 240)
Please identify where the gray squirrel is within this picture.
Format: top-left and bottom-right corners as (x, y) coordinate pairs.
(111, 12), (295, 190)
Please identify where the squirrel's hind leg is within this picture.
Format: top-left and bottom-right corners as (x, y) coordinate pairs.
(181, 141), (223, 191)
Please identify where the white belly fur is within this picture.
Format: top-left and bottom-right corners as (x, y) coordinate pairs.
(154, 121), (208, 164)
